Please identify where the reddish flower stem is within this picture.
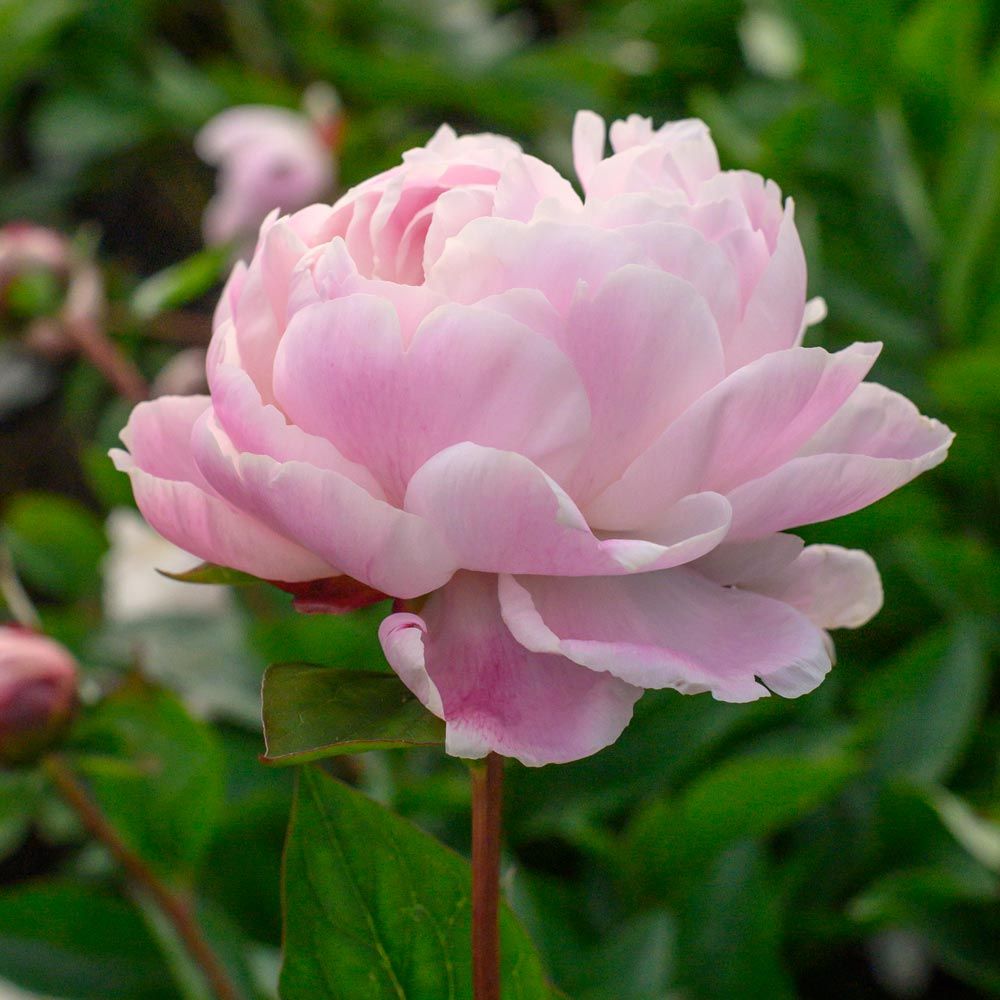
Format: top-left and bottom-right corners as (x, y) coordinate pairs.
(64, 314), (149, 404)
(43, 754), (241, 1000)
(471, 753), (504, 1000)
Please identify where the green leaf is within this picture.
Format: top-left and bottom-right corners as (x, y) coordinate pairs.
(0, 881), (173, 1000)
(131, 245), (231, 320)
(861, 622), (989, 783)
(0, 770), (42, 861)
(262, 664), (444, 764)
(627, 753), (856, 897)
(281, 766), (551, 1000)
(927, 787), (1000, 874)
(156, 561), (261, 586)
(4, 492), (107, 601)
(69, 678), (226, 882)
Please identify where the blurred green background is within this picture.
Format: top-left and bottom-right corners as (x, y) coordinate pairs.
(0, 0), (997, 997)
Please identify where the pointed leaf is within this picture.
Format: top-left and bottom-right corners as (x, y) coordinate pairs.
(261, 664), (444, 764)
(156, 562), (260, 586)
(281, 767), (551, 999)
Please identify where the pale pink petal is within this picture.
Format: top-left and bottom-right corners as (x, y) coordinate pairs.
(111, 397), (333, 582)
(493, 155), (580, 222)
(379, 573), (641, 765)
(572, 110), (607, 192)
(725, 201), (807, 371)
(499, 569), (832, 702)
(615, 222), (743, 343)
(751, 545), (883, 629)
(422, 187), (497, 275)
(404, 444), (731, 576)
(191, 413), (457, 598)
(587, 342), (880, 530)
(427, 217), (638, 313)
(272, 294), (591, 499)
(208, 362), (383, 494)
(726, 382), (954, 539)
(694, 533), (805, 585)
(559, 264), (725, 499)
(228, 218), (310, 401)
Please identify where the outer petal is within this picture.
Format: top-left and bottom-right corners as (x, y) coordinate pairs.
(191, 413), (457, 599)
(755, 545), (883, 629)
(379, 573), (641, 765)
(209, 361), (383, 495)
(559, 264), (725, 499)
(272, 294), (592, 498)
(587, 342), (881, 529)
(499, 569), (832, 702)
(726, 382), (954, 540)
(110, 397), (334, 582)
(404, 443), (732, 576)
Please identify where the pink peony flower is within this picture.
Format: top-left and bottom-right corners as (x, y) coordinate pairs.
(196, 89), (340, 249)
(0, 626), (77, 763)
(112, 112), (953, 766)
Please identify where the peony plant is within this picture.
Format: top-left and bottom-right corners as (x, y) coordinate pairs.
(112, 110), (952, 998)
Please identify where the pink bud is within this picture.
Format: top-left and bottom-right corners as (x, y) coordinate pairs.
(0, 627), (77, 764)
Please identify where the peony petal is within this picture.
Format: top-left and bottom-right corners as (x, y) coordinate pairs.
(379, 573), (641, 765)
(572, 110), (607, 192)
(559, 264), (725, 500)
(751, 545), (883, 629)
(587, 342), (880, 530)
(111, 397), (334, 582)
(404, 443), (731, 576)
(228, 218), (309, 402)
(724, 201), (807, 371)
(726, 382), (954, 540)
(493, 155), (581, 222)
(499, 569), (832, 702)
(272, 293), (592, 499)
(427, 217), (639, 313)
(191, 413), (457, 598)
(209, 362), (383, 495)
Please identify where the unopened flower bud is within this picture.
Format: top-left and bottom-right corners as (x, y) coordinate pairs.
(0, 626), (77, 765)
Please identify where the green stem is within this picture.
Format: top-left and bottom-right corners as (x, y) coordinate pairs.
(471, 753), (504, 1000)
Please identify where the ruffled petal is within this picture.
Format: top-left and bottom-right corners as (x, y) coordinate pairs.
(587, 342), (880, 530)
(404, 443), (731, 576)
(111, 397), (333, 582)
(272, 293), (591, 499)
(695, 535), (882, 629)
(726, 382), (954, 540)
(499, 569), (832, 702)
(191, 412), (457, 598)
(379, 573), (641, 765)
(559, 264), (725, 499)
(725, 201), (807, 371)
(427, 217), (639, 313)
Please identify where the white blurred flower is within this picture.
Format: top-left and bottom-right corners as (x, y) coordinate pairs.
(103, 508), (231, 623)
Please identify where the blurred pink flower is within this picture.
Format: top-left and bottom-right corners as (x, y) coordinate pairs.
(113, 112), (952, 766)
(0, 626), (77, 763)
(0, 222), (104, 357)
(196, 89), (340, 249)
